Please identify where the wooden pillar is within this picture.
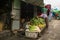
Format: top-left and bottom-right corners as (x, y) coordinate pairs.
(11, 0), (20, 31)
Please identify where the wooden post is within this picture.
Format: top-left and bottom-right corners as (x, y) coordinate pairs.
(11, 0), (20, 31)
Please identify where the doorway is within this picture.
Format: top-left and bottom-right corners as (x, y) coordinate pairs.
(20, 1), (34, 21)
(0, 0), (12, 30)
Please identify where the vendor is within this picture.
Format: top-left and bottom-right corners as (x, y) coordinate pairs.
(37, 8), (49, 28)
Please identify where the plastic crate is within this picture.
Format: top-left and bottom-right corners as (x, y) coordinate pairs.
(25, 31), (38, 38)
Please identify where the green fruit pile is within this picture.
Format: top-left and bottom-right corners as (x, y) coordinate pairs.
(30, 17), (45, 25)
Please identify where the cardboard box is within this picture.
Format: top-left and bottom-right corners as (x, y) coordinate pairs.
(0, 22), (4, 32)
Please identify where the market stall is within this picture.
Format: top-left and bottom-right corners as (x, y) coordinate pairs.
(52, 9), (60, 19)
(25, 16), (47, 38)
(24, 8), (48, 38)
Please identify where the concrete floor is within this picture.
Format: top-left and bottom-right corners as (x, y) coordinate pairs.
(0, 20), (60, 40)
(38, 20), (60, 40)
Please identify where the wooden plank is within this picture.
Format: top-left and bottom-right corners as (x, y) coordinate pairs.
(0, 22), (4, 32)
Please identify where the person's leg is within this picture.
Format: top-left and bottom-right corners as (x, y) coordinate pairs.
(48, 15), (52, 22)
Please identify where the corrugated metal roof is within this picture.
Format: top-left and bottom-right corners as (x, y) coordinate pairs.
(21, 0), (44, 7)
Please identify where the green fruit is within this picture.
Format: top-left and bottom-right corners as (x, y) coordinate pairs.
(29, 25), (37, 31)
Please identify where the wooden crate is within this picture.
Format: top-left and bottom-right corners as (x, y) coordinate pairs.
(25, 31), (38, 38)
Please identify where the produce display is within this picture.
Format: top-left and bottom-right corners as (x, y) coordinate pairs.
(26, 17), (46, 32)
